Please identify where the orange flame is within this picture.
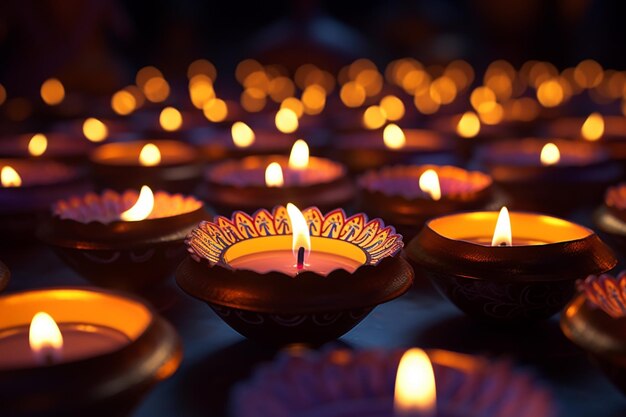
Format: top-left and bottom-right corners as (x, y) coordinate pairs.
(120, 186), (154, 221)
(394, 348), (436, 417)
(491, 206), (512, 246)
(1, 166), (22, 187)
(29, 312), (63, 365)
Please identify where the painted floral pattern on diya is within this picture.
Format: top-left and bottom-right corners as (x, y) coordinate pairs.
(579, 273), (626, 318)
(53, 189), (202, 224)
(186, 206), (403, 268)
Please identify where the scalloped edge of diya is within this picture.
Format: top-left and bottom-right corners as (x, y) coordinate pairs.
(333, 129), (456, 172)
(177, 205), (413, 315)
(407, 212), (615, 283)
(232, 347), (557, 417)
(0, 287), (181, 415)
(358, 165), (493, 229)
(0, 261), (9, 293)
(203, 156), (356, 214)
(38, 189), (207, 248)
(561, 274), (626, 394)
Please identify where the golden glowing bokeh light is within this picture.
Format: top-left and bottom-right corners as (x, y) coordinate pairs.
(40, 78), (65, 106)
(383, 124), (406, 150)
(280, 97), (304, 118)
(202, 98), (228, 122)
(265, 162), (284, 187)
(139, 143), (161, 166)
(419, 170), (441, 201)
(231, 122), (255, 148)
(28, 133), (48, 157)
(540, 143), (561, 166)
(339, 82), (366, 108)
(362, 105), (387, 129)
(456, 111), (481, 138)
(159, 107), (183, 131)
(394, 348), (437, 417)
(275, 108), (299, 134)
(581, 112), (604, 141)
(1, 166), (22, 187)
(82, 118), (108, 142)
(379, 95), (405, 121)
(111, 90), (137, 115)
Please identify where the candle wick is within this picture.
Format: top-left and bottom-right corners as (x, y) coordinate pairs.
(498, 241), (509, 247)
(297, 247), (305, 270)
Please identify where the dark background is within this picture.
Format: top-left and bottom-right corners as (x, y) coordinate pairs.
(1, 0), (626, 97)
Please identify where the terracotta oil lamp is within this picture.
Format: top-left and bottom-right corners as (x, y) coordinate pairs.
(0, 132), (96, 164)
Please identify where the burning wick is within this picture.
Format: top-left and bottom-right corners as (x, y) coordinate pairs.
(297, 247), (305, 270)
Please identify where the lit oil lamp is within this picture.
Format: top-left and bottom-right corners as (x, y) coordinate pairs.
(38, 186), (207, 292)
(131, 106), (210, 139)
(548, 113), (626, 173)
(203, 139), (355, 214)
(0, 132), (96, 164)
(561, 272), (626, 395)
(54, 116), (131, 144)
(335, 125), (456, 173)
(406, 207), (616, 321)
(233, 347), (557, 417)
(176, 203), (412, 345)
(0, 288), (181, 416)
(90, 139), (203, 193)
(0, 159), (90, 239)
(479, 138), (621, 213)
(190, 121), (296, 163)
(358, 165), (493, 240)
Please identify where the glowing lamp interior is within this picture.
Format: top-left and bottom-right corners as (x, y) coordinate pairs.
(83, 118), (108, 142)
(264, 162), (284, 187)
(491, 206), (512, 247)
(28, 134), (48, 157)
(383, 124), (406, 150)
(139, 143), (162, 166)
(1, 166), (22, 187)
(159, 107), (183, 132)
(120, 186), (154, 221)
(540, 142), (560, 166)
(288, 139), (309, 170)
(29, 312), (63, 365)
(286, 203), (311, 270)
(456, 111), (481, 138)
(394, 348), (437, 417)
(231, 121), (255, 148)
(581, 112), (604, 141)
(275, 108), (299, 134)
(419, 169), (442, 201)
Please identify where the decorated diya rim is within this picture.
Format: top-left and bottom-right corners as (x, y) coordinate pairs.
(0, 261), (8, 292)
(232, 347), (557, 417)
(0, 158), (85, 189)
(577, 273), (626, 319)
(594, 205), (626, 238)
(561, 291), (626, 357)
(0, 287), (181, 413)
(480, 137), (609, 167)
(604, 183), (626, 222)
(89, 139), (200, 167)
(204, 155), (347, 187)
(406, 211), (616, 282)
(335, 128), (454, 151)
(178, 206), (412, 314)
(40, 189), (207, 246)
(358, 164), (493, 202)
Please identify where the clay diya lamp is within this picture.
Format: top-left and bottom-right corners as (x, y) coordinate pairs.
(203, 140), (355, 215)
(232, 347), (557, 417)
(406, 207), (616, 322)
(561, 272), (626, 395)
(0, 261), (9, 292)
(0, 132), (96, 165)
(593, 183), (626, 253)
(358, 164), (493, 240)
(189, 121), (297, 163)
(54, 116), (133, 143)
(130, 107), (208, 139)
(38, 187), (207, 292)
(479, 138), (621, 214)
(90, 139), (203, 193)
(0, 159), (90, 240)
(334, 125), (456, 173)
(0, 287), (181, 417)
(176, 204), (413, 345)
(548, 114), (626, 172)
